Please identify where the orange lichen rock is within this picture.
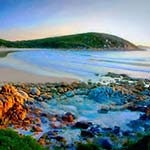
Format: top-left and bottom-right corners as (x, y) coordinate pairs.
(0, 84), (29, 125)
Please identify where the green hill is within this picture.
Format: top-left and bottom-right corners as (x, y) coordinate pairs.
(0, 39), (16, 48)
(0, 32), (138, 49)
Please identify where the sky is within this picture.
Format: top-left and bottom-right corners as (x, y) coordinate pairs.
(0, 0), (149, 46)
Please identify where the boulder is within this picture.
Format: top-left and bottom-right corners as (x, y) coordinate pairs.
(0, 84), (29, 125)
(88, 87), (125, 104)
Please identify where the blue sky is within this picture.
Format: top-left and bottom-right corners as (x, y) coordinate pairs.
(0, 0), (149, 45)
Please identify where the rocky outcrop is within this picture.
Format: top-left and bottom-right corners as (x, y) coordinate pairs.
(0, 84), (29, 125)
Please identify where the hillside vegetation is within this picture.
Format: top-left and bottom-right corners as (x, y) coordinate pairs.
(0, 32), (138, 49)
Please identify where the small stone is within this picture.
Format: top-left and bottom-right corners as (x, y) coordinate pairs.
(65, 91), (74, 97)
(35, 118), (41, 124)
(74, 121), (92, 129)
(51, 117), (57, 122)
(146, 106), (150, 117)
(62, 112), (75, 123)
(81, 130), (94, 138)
(41, 93), (52, 99)
(40, 117), (49, 124)
(89, 125), (102, 134)
(50, 87), (57, 93)
(32, 125), (43, 132)
(38, 138), (46, 145)
(55, 136), (66, 142)
(98, 105), (109, 113)
(95, 73), (99, 76)
(113, 126), (120, 135)
(30, 87), (41, 96)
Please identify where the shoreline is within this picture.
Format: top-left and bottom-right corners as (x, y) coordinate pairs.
(0, 48), (149, 83)
(0, 49), (77, 83)
(0, 68), (76, 83)
(0, 47), (144, 51)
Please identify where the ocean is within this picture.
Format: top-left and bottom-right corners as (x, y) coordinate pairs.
(0, 48), (150, 81)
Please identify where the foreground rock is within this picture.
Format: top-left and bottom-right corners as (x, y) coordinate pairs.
(0, 73), (149, 150)
(0, 84), (29, 125)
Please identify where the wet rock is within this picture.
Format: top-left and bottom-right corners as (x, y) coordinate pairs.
(81, 130), (94, 138)
(139, 106), (150, 120)
(30, 87), (41, 96)
(146, 106), (150, 116)
(71, 81), (80, 88)
(32, 125), (43, 132)
(128, 105), (147, 112)
(50, 121), (62, 128)
(47, 130), (58, 138)
(50, 117), (57, 122)
(89, 125), (102, 134)
(62, 112), (75, 122)
(50, 87), (57, 93)
(88, 87), (125, 104)
(102, 127), (112, 132)
(57, 87), (65, 93)
(40, 117), (49, 124)
(38, 138), (46, 145)
(35, 118), (41, 124)
(140, 114), (150, 120)
(23, 118), (32, 126)
(74, 121), (92, 129)
(40, 113), (48, 117)
(35, 96), (43, 102)
(65, 91), (74, 97)
(122, 130), (132, 136)
(98, 105), (109, 113)
(134, 126), (145, 132)
(40, 93), (48, 99)
(74, 89), (89, 95)
(113, 126), (120, 135)
(141, 89), (150, 96)
(55, 136), (66, 142)
(95, 73), (99, 76)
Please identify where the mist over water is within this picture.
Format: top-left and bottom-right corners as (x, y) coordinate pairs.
(0, 48), (150, 81)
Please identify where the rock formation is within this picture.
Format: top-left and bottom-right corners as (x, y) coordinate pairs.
(0, 84), (29, 125)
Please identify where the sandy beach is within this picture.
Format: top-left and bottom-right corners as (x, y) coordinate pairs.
(0, 49), (77, 83)
(0, 68), (76, 83)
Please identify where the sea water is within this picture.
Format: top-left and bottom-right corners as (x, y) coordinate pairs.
(0, 48), (150, 81)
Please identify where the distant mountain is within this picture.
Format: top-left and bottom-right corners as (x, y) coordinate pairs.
(0, 32), (138, 49)
(138, 45), (150, 50)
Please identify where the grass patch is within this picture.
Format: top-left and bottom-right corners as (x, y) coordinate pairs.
(125, 135), (150, 150)
(77, 143), (100, 150)
(0, 128), (45, 150)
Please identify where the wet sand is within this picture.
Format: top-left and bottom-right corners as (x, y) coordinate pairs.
(0, 68), (76, 83)
(0, 49), (77, 83)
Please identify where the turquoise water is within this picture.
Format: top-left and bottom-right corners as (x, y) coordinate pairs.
(0, 48), (150, 80)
